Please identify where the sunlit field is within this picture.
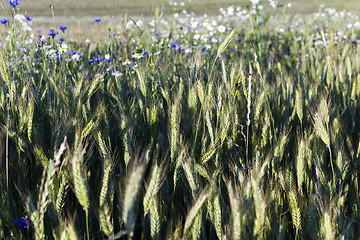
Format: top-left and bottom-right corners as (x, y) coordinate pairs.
(1, 0), (360, 239)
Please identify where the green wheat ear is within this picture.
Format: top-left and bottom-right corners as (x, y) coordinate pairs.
(0, 49), (9, 84)
(217, 28), (237, 58)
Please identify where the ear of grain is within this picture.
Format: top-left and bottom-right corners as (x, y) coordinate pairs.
(71, 144), (89, 211)
(81, 119), (97, 139)
(295, 89), (303, 124)
(217, 28), (237, 58)
(150, 199), (160, 240)
(314, 114), (330, 147)
(213, 194), (224, 240)
(55, 173), (69, 215)
(33, 146), (49, 167)
(123, 164), (145, 239)
(27, 100), (34, 142)
(137, 68), (147, 97)
(296, 140), (306, 192)
(0, 49), (9, 84)
(169, 101), (180, 164)
(226, 182), (241, 240)
(99, 205), (114, 237)
(252, 178), (266, 238)
(191, 212), (202, 240)
(205, 110), (215, 145)
(221, 59), (227, 84)
(99, 163), (112, 207)
(183, 188), (210, 235)
(182, 159), (197, 197)
(173, 148), (185, 190)
(288, 191), (301, 231)
(143, 164), (161, 215)
(319, 99), (329, 126)
(321, 212), (334, 240)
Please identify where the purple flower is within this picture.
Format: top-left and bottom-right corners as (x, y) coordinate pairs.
(1, 19), (8, 25)
(26, 16), (31, 21)
(59, 38), (65, 42)
(36, 29), (41, 33)
(48, 29), (58, 38)
(14, 217), (28, 229)
(59, 26), (67, 32)
(8, 0), (19, 7)
(94, 17), (101, 23)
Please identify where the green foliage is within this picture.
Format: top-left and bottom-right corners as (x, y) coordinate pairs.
(1, 1), (360, 239)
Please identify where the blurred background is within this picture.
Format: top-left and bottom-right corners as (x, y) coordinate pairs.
(12, 0), (360, 17)
(2, 0), (360, 40)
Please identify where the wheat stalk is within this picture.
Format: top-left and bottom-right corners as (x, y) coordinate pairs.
(246, 64), (252, 169)
(227, 182), (241, 240)
(143, 163), (161, 215)
(55, 173), (69, 215)
(123, 164), (145, 239)
(183, 188), (210, 236)
(321, 212), (334, 240)
(296, 140), (306, 192)
(182, 159), (197, 197)
(213, 194), (224, 240)
(288, 191), (301, 231)
(71, 143), (89, 211)
(295, 89), (303, 125)
(217, 28), (237, 58)
(150, 199), (160, 240)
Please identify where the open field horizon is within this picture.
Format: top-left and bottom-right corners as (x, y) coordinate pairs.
(2, 0), (360, 41)
(3, 0), (360, 19)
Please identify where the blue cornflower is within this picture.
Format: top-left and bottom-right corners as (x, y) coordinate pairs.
(1, 19), (8, 25)
(59, 26), (67, 32)
(14, 217), (29, 229)
(36, 29), (41, 33)
(48, 29), (58, 38)
(26, 16), (31, 21)
(94, 17), (101, 23)
(8, 0), (19, 7)
(59, 38), (65, 42)
(155, 30), (163, 36)
(171, 42), (179, 48)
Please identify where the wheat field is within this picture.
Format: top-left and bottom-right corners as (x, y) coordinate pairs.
(0, 0), (360, 239)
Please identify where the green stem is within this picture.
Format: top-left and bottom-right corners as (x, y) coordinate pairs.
(86, 209), (90, 240)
